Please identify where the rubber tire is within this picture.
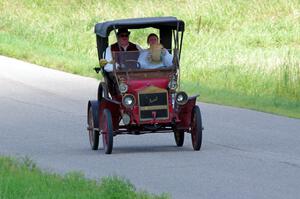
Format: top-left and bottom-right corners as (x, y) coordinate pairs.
(102, 109), (113, 154)
(174, 129), (184, 147)
(191, 106), (203, 151)
(98, 82), (108, 101)
(88, 106), (99, 150)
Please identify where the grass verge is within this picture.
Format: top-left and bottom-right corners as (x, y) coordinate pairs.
(0, 156), (169, 199)
(182, 81), (300, 118)
(0, 0), (299, 118)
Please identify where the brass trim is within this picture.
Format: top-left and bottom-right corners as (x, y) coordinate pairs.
(139, 86), (167, 94)
(140, 105), (168, 111)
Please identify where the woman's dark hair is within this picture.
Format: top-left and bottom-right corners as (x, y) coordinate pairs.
(147, 33), (159, 44)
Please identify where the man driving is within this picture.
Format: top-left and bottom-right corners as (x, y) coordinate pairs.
(101, 28), (142, 72)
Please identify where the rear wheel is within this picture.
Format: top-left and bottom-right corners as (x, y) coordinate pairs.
(98, 82), (108, 101)
(173, 129), (184, 147)
(88, 106), (99, 150)
(101, 109), (113, 154)
(191, 106), (203, 151)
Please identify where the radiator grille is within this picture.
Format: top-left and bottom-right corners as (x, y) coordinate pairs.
(138, 90), (169, 121)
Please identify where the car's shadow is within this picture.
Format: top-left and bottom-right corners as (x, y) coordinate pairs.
(102, 145), (194, 154)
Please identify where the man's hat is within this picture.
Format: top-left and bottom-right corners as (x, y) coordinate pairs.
(117, 28), (130, 36)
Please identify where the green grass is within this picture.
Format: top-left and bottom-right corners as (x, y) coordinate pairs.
(0, 156), (169, 199)
(0, 0), (299, 118)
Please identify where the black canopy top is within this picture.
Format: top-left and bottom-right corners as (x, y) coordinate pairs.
(95, 17), (185, 37)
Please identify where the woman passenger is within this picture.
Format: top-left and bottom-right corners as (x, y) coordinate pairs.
(138, 33), (173, 69)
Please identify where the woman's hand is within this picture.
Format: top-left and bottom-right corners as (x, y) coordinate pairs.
(161, 48), (167, 56)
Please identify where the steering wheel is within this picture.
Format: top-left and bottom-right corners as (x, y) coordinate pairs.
(124, 60), (141, 69)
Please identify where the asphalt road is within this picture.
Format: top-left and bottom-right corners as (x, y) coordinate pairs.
(1, 55), (300, 199)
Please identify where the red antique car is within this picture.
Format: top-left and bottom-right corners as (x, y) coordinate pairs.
(87, 17), (203, 154)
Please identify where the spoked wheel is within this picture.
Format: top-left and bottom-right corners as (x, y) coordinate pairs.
(173, 129), (184, 147)
(88, 106), (99, 150)
(190, 106), (203, 151)
(101, 109), (113, 154)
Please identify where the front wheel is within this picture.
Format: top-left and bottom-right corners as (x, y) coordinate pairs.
(173, 129), (184, 147)
(191, 106), (203, 151)
(101, 109), (113, 154)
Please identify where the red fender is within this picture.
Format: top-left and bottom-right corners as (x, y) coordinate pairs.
(176, 95), (199, 129)
(99, 98), (121, 131)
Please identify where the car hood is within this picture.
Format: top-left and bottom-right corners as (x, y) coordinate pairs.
(127, 78), (169, 92)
